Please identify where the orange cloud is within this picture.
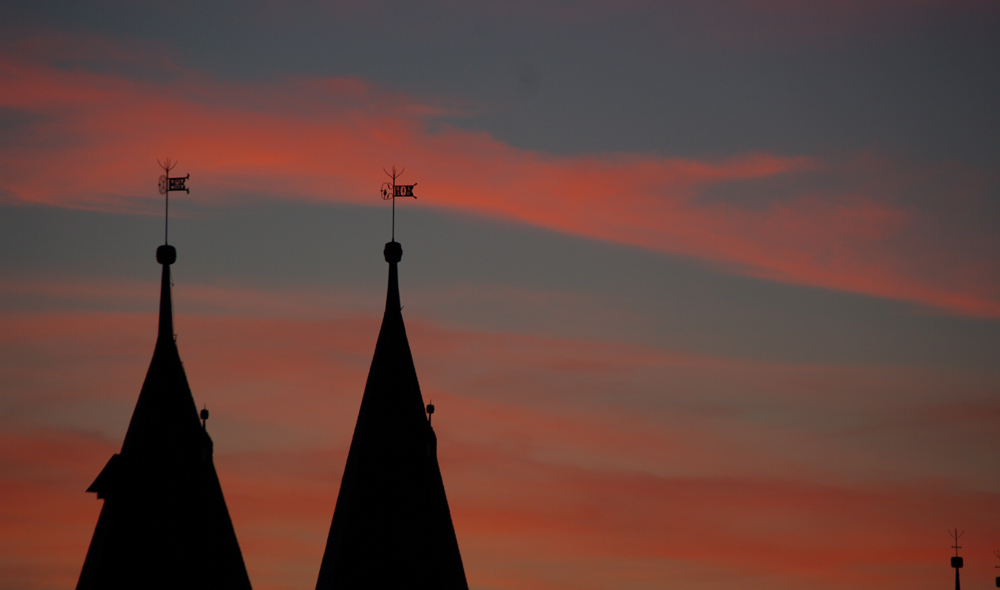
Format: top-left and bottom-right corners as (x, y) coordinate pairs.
(0, 428), (112, 590)
(6, 304), (997, 487)
(2, 38), (998, 317)
(3, 303), (999, 590)
(5, 420), (996, 590)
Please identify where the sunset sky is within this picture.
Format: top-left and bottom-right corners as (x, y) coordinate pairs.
(1, 1), (999, 589)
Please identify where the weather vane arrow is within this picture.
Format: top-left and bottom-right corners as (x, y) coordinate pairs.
(157, 158), (190, 245)
(380, 166), (416, 242)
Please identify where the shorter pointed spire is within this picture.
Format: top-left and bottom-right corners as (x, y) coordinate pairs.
(316, 239), (468, 590)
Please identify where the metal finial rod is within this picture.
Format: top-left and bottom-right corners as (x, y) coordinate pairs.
(157, 158), (190, 245)
(157, 158), (176, 244)
(950, 528), (964, 556)
(380, 165), (417, 242)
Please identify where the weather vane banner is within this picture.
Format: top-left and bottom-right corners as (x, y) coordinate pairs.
(392, 184), (415, 197)
(158, 174), (190, 195)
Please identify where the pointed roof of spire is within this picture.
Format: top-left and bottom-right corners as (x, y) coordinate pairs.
(77, 245), (252, 590)
(316, 241), (468, 590)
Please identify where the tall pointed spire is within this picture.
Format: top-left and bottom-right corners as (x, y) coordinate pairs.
(76, 244), (252, 590)
(316, 241), (469, 590)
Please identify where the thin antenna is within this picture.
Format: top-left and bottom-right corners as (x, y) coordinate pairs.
(157, 158), (190, 245)
(380, 165), (417, 242)
(950, 528), (964, 557)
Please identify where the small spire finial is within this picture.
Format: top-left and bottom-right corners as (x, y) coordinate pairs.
(426, 401), (434, 425)
(950, 528), (964, 590)
(950, 528), (964, 557)
(157, 158), (190, 246)
(200, 406), (209, 430)
(379, 165), (417, 242)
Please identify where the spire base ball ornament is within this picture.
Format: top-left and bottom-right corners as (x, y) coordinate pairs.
(384, 241), (402, 263)
(157, 245), (176, 265)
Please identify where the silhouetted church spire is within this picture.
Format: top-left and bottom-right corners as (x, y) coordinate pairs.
(76, 240), (252, 586)
(315, 240), (469, 590)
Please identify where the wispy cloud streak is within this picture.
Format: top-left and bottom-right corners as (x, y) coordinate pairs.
(1, 34), (997, 317)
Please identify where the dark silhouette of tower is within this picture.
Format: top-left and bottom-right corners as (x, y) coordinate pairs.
(76, 244), (252, 590)
(315, 241), (468, 590)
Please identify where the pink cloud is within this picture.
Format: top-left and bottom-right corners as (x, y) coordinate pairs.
(0, 428), (112, 589)
(5, 305), (996, 485)
(1, 35), (998, 318)
(3, 305), (998, 589)
(4, 422), (996, 590)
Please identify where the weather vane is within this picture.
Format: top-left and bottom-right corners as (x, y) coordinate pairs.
(157, 158), (190, 245)
(380, 165), (416, 242)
